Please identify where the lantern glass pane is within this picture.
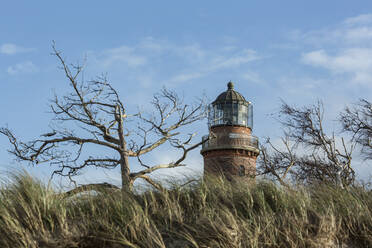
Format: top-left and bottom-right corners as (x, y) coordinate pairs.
(247, 103), (253, 129)
(232, 103), (238, 124)
(238, 104), (247, 126)
(223, 103), (232, 124)
(208, 101), (253, 128)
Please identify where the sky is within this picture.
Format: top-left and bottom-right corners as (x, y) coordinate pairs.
(1, 1), (372, 188)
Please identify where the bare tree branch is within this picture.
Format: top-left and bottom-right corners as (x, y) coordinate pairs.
(63, 182), (120, 197)
(137, 175), (165, 191)
(340, 99), (372, 160)
(130, 137), (205, 180)
(259, 101), (356, 187)
(258, 136), (296, 187)
(1, 45), (206, 193)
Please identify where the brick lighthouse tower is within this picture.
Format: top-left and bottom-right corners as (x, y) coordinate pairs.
(201, 82), (259, 180)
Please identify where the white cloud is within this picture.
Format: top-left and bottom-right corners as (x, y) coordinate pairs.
(288, 14), (372, 85)
(301, 50), (329, 66)
(138, 37), (168, 52)
(221, 45), (237, 52)
(168, 72), (204, 84)
(287, 14), (372, 46)
(344, 14), (372, 26)
(175, 44), (206, 62)
(0, 43), (34, 55)
(164, 49), (260, 85)
(7, 61), (39, 75)
(89, 38), (261, 87)
(241, 71), (264, 84)
(302, 48), (372, 84)
(101, 45), (147, 68)
(344, 27), (372, 43)
(209, 49), (259, 70)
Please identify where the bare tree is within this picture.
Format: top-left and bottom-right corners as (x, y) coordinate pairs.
(340, 99), (372, 160)
(258, 101), (355, 188)
(0, 46), (206, 193)
(258, 136), (297, 187)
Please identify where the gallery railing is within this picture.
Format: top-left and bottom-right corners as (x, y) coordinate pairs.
(201, 133), (259, 152)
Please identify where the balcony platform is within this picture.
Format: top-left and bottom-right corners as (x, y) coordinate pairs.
(201, 133), (259, 154)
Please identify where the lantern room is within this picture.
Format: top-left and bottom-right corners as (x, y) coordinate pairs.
(207, 82), (253, 129)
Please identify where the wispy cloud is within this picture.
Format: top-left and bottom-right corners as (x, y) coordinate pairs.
(241, 71), (264, 84)
(209, 49), (259, 70)
(302, 48), (372, 81)
(0, 43), (34, 55)
(100, 46), (147, 68)
(167, 72), (204, 84)
(288, 13), (372, 46)
(290, 14), (372, 85)
(343, 14), (372, 26)
(166, 49), (260, 84)
(7, 61), (39, 75)
(89, 37), (262, 88)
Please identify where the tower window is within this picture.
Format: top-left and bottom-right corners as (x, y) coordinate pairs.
(239, 165), (245, 176)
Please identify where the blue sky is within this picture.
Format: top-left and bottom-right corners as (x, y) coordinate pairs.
(1, 1), (372, 187)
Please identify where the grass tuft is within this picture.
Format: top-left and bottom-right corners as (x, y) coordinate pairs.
(0, 173), (371, 247)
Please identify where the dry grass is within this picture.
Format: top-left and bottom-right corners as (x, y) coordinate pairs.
(0, 174), (371, 247)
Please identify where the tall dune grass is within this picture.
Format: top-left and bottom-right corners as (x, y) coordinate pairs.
(0, 174), (371, 247)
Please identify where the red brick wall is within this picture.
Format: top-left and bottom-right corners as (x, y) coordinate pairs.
(210, 125), (252, 135)
(203, 149), (257, 180)
(202, 125), (258, 180)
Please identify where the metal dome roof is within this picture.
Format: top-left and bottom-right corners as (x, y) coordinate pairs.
(212, 82), (247, 104)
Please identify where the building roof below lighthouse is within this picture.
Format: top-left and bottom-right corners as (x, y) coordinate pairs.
(212, 82), (247, 104)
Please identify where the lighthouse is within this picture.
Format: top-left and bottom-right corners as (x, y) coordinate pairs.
(201, 82), (259, 180)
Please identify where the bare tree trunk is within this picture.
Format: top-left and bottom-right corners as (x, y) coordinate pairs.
(120, 149), (132, 192)
(116, 105), (132, 192)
